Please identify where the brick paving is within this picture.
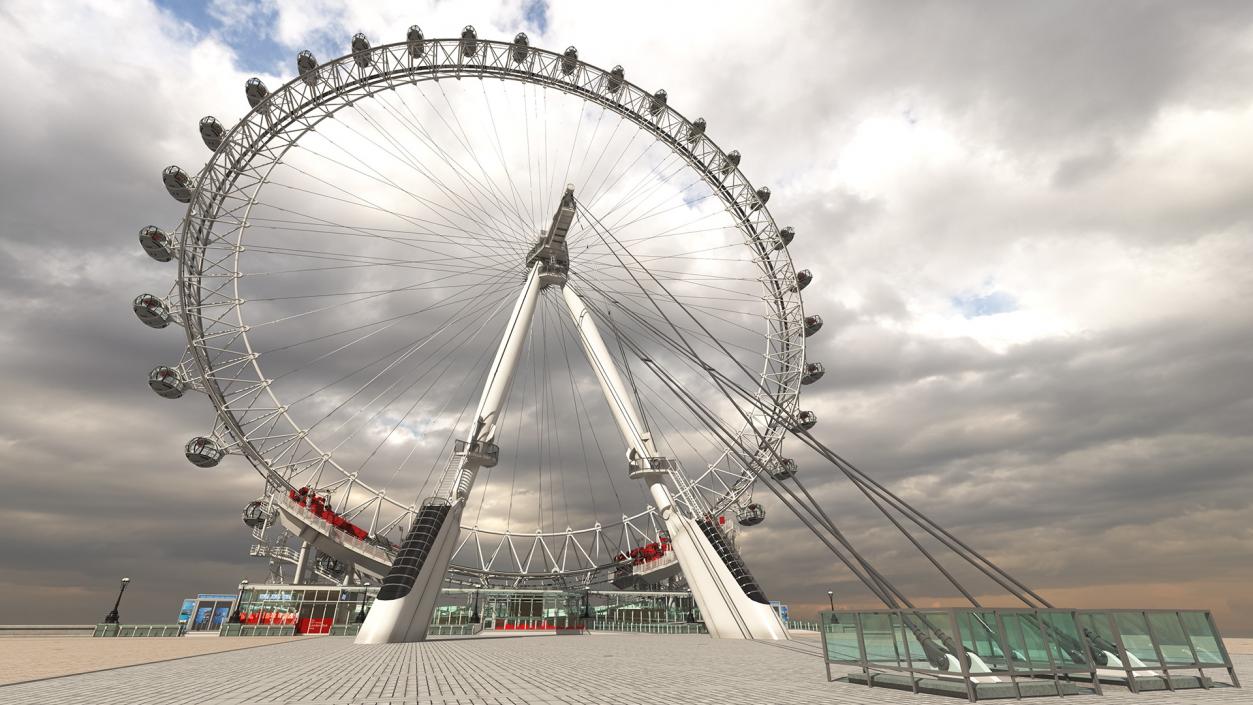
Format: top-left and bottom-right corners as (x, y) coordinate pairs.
(0, 632), (1247, 705)
(0, 636), (304, 686)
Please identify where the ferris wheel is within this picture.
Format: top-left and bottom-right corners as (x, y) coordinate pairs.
(135, 27), (825, 641)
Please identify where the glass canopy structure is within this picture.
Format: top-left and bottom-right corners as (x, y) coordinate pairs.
(820, 608), (1239, 701)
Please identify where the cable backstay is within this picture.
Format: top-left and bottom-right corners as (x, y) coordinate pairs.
(572, 195), (1049, 611)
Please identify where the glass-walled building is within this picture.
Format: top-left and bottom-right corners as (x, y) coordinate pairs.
(234, 585), (700, 635)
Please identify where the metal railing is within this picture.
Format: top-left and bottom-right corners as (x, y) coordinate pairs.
(588, 620), (708, 634)
(93, 624), (184, 637)
(281, 494), (395, 563)
(218, 624), (297, 637)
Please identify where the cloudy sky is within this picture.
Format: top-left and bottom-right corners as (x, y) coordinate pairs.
(2, 0), (1252, 634)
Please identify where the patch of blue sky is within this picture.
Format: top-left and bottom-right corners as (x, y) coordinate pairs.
(523, 0), (549, 34)
(952, 290), (1017, 318)
(156, 0), (290, 75)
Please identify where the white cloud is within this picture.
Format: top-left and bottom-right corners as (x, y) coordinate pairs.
(2, 0), (1252, 632)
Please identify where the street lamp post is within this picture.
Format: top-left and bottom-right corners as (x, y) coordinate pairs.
(103, 577), (131, 624)
(230, 580), (250, 623)
(827, 590), (835, 611)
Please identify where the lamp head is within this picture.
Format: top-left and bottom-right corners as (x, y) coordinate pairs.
(122, 577), (131, 584)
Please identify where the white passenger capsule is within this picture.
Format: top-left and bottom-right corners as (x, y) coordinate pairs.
(794, 269), (813, 291)
(352, 33), (372, 68)
(245, 77), (268, 108)
(801, 362), (825, 385)
(561, 46), (578, 75)
(649, 89), (667, 116)
(792, 410), (817, 432)
(460, 25), (478, 58)
(198, 116), (224, 151)
(751, 187), (771, 211)
(736, 503), (765, 526)
(133, 293), (171, 328)
(138, 225), (173, 262)
(147, 365), (185, 399)
(407, 26), (425, 58)
(297, 50), (318, 86)
(242, 500), (267, 528)
(162, 166), (192, 203)
(720, 150), (741, 175)
(775, 225), (795, 251)
(803, 315), (823, 337)
(606, 65), (625, 94)
(185, 437), (224, 468)
(771, 458), (798, 481)
(687, 118), (706, 143)
(512, 32), (529, 63)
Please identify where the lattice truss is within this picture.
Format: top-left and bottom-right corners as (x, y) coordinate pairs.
(135, 29), (826, 587)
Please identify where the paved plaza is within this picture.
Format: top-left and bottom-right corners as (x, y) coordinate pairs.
(0, 636), (304, 686)
(0, 632), (1248, 705)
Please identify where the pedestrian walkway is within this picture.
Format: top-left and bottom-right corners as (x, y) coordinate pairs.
(0, 632), (1246, 704)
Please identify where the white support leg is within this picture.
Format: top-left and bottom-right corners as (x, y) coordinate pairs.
(560, 285), (787, 640)
(356, 263), (545, 644)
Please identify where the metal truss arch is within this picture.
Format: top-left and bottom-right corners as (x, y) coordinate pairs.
(169, 33), (809, 583)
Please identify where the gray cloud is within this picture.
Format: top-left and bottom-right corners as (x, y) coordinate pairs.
(2, 0), (1252, 637)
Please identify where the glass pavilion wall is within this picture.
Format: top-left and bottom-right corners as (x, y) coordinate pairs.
(820, 608), (1239, 701)
(229, 585), (702, 636)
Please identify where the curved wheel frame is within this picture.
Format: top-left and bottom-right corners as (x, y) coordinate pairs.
(172, 35), (807, 583)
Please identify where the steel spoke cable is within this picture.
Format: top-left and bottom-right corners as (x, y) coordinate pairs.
(539, 293), (571, 531)
(578, 234), (1047, 608)
(572, 202), (920, 604)
(255, 176), (524, 270)
(318, 99), (526, 243)
(402, 77), (531, 238)
(240, 264), (510, 333)
(290, 124), (512, 244)
(394, 79), (535, 234)
(351, 287), (518, 480)
(276, 268), (517, 408)
(244, 210), (527, 252)
(425, 81), (536, 240)
(614, 287), (1047, 606)
(243, 196), (519, 260)
(296, 130), (531, 268)
(479, 80), (538, 228)
(598, 290), (983, 607)
(256, 270), (512, 357)
(275, 275), (517, 479)
(326, 286), (517, 449)
(294, 119), (529, 262)
(605, 325), (906, 607)
(372, 87), (533, 247)
(552, 301), (600, 520)
(237, 240), (513, 269)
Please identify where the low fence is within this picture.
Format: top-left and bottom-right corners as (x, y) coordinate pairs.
(93, 624), (183, 637)
(0, 625), (95, 637)
(218, 624), (297, 637)
(587, 620), (708, 634)
(819, 608), (1240, 702)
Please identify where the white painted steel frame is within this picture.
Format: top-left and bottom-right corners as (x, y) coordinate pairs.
(167, 35), (807, 586)
(562, 284), (786, 640)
